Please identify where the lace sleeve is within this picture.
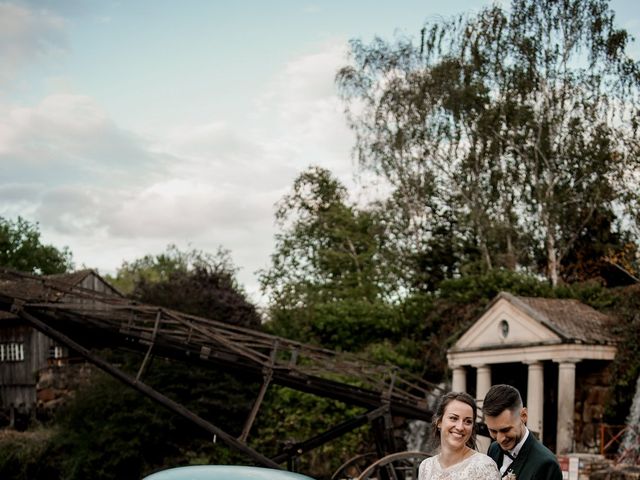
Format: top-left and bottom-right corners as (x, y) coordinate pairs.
(418, 457), (435, 480)
(465, 457), (501, 480)
(418, 453), (499, 480)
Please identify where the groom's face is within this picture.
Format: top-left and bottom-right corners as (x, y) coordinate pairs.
(485, 407), (528, 451)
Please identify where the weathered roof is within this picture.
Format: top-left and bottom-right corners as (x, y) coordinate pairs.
(45, 269), (123, 297)
(498, 292), (618, 344)
(45, 269), (94, 285)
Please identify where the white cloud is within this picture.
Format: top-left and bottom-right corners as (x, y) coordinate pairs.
(157, 121), (291, 190)
(0, 2), (67, 87)
(0, 182), (39, 202)
(0, 37), (360, 303)
(35, 186), (101, 235)
(0, 183), (40, 220)
(82, 39), (360, 298)
(162, 122), (260, 160)
(0, 93), (160, 184)
(255, 38), (357, 182)
(102, 179), (272, 238)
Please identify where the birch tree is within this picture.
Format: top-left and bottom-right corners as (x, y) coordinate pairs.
(337, 0), (640, 285)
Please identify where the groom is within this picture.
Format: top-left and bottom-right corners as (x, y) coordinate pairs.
(483, 384), (562, 480)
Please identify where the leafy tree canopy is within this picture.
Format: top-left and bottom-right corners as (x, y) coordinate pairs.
(260, 167), (409, 351)
(260, 166), (388, 305)
(0, 216), (73, 274)
(109, 244), (261, 328)
(337, 0), (640, 287)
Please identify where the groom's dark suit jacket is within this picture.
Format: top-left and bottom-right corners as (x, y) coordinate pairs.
(487, 434), (563, 480)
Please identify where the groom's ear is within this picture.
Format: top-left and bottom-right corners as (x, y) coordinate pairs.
(520, 407), (528, 424)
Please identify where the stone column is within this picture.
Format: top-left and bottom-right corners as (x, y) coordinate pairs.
(556, 360), (579, 454)
(475, 364), (492, 408)
(452, 366), (467, 393)
(526, 361), (544, 439)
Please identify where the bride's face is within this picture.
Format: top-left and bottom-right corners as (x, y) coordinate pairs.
(438, 399), (474, 450)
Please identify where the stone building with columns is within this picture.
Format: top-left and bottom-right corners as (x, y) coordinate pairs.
(447, 292), (618, 455)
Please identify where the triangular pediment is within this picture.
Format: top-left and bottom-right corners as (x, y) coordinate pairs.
(452, 295), (561, 350)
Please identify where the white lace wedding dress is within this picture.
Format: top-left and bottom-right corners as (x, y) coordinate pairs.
(418, 451), (501, 480)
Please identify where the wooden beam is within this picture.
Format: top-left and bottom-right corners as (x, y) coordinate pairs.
(13, 304), (282, 470)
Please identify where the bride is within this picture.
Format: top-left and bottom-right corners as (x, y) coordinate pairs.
(418, 392), (500, 480)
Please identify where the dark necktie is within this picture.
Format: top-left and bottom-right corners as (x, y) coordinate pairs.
(503, 450), (516, 461)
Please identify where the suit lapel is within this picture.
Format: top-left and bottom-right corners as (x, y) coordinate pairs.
(508, 434), (535, 475)
(490, 443), (505, 468)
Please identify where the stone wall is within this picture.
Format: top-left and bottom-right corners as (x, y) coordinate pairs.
(574, 361), (613, 453)
(35, 362), (94, 418)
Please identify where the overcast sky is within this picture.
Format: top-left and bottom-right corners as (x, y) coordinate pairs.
(1, 0), (639, 304)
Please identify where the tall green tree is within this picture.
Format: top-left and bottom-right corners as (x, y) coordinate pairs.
(260, 167), (403, 349)
(0, 216), (73, 274)
(337, 0), (640, 286)
(258, 168), (426, 476)
(260, 167), (386, 304)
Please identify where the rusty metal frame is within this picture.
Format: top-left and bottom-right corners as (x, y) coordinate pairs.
(0, 269), (444, 467)
(11, 302), (281, 469)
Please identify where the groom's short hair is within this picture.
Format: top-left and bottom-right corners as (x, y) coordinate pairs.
(483, 384), (523, 417)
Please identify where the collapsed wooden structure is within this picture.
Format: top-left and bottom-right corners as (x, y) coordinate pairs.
(0, 268), (443, 470)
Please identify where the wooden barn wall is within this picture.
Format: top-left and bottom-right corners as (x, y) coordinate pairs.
(0, 272), (119, 411)
(0, 324), (52, 409)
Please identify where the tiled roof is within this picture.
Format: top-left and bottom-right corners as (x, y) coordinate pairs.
(499, 292), (618, 344)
